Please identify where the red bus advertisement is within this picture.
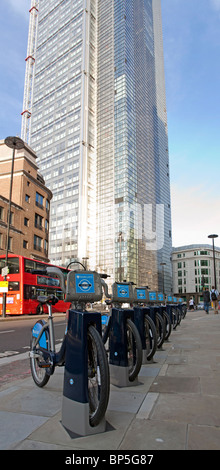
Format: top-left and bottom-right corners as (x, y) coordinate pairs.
(0, 254), (71, 315)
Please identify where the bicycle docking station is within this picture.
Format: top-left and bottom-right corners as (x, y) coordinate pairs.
(133, 287), (151, 364)
(62, 270), (107, 437)
(108, 282), (140, 387)
(166, 295), (178, 328)
(147, 291), (166, 349)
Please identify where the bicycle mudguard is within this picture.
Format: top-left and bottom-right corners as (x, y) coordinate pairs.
(32, 320), (49, 350)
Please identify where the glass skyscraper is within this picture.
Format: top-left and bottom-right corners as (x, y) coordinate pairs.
(23, 0), (172, 292)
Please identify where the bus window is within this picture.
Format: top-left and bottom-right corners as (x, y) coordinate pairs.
(24, 259), (35, 273)
(6, 257), (20, 273)
(37, 275), (60, 287)
(9, 282), (20, 291)
(56, 289), (65, 301)
(24, 285), (37, 300)
(36, 262), (49, 272)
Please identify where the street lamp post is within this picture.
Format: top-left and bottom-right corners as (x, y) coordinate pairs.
(2, 137), (25, 317)
(208, 234), (218, 290)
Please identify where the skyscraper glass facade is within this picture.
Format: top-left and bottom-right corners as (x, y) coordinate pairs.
(25, 0), (172, 291)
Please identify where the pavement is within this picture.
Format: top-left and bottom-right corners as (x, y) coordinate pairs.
(1, 309), (220, 451)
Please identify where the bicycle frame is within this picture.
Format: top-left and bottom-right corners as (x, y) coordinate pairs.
(30, 303), (66, 371)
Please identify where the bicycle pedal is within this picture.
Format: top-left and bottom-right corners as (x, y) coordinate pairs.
(39, 362), (50, 368)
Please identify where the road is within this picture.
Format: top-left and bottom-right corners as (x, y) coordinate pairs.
(0, 315), (67, 358)
(0, 315), (67, 386)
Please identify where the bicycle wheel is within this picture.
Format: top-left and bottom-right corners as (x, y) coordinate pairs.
(182, 305), (187, 319)
(144, 315), (157, 361)
(126, 318), (142, 381)
(30, 335), (51, 387)
(171, 307), (178, 329)
(155, 312), (166, 348)
(163, 310), (172, 340)
(87, 325), (110, 427)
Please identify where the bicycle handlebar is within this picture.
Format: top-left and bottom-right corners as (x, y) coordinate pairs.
(101, 278), (112, 299)
(31, 267), (110, 298)
(31, 267), (66, 293)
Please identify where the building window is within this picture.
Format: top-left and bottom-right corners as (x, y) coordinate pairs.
(8, 237), (12, 251)
(44, 239), (48, 253)
(25, 194), (30, 203)
(46, 199), (50, 212)
(9, 212), (14, 225)
(0, 207), (4, 220)
(24, 217), (29, 227)
(0, 233), (2, 248)
(201, 260), (208, 266)
(177, 254), (181, 258)
(36, 192), (44, 209)
(177, 262), (182, 269)
(34, 235), (42, 252)
(23, 240), (28, 249)
(35, 213), (43, 230)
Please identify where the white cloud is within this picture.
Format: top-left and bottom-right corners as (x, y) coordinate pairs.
(171, 183), (220, 248)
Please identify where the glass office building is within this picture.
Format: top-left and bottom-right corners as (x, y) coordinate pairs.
(24, 0), (172, 291)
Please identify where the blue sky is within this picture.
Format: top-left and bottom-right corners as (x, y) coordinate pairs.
(0, 0), (219, 248)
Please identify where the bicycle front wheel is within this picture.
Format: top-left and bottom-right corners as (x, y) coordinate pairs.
(87, 325), (110, 427)
(30, 336), (51, 387)
(144, 315), (157, 361)
(155, 312), (166, 348)
(163, 310), (172, 340)
(126, 319), (142, 381)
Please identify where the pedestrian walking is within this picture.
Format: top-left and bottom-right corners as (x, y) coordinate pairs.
(203, 288), (210, 314)
(210, 286), (219, 314)
(189, 297), (194, 310)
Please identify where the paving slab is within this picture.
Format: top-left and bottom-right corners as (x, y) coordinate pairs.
(187, 424), (220, 450)
(149, 376), (200, 394)
(0, 383), (62, 416)
(0, 411), (48, 450)
(15, 410), (135, 451)
(151, 393), (220, 427)
(119, 418), (187, 450)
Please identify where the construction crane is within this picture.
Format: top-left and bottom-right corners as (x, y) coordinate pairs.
(21, 0), (39, 143)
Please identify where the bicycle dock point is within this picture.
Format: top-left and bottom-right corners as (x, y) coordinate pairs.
(61, 270), (109, 437)
(133, 287), (151, 364)
(166, 295), (178, 328)
(108, 282), (139, 387)
(148, 291), (166, 349)
(62, 309), (106, 437)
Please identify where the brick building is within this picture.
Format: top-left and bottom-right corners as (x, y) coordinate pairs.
(0, 139), (52, 262)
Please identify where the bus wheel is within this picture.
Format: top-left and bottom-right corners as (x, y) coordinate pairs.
(36, 304), (44, 315)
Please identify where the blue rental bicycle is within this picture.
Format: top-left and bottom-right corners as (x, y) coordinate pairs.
(29, 263), (110, 427)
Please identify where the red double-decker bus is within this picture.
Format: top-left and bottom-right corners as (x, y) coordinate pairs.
(0, 254), (70, 315)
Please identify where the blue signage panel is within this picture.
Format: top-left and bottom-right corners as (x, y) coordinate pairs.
(167, 296), (173, 302)
(117, 284), (130, 298)
(75, 273), (95, 294)
(158, 293), (164, 301)
(149, 291), (157, 301)
(136, 288), (146, 300)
